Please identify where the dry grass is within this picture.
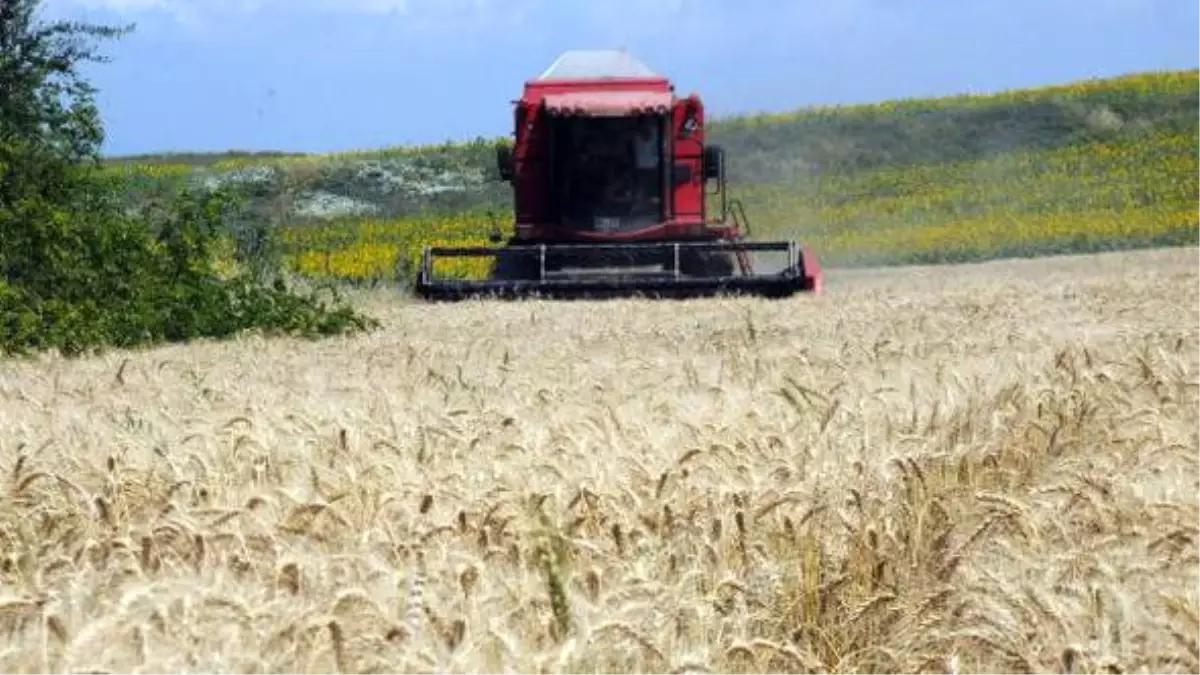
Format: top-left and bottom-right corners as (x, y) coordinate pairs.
(0, 246), (1196, 674)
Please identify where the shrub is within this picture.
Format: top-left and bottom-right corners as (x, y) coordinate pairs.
(0, 0), (378, 358)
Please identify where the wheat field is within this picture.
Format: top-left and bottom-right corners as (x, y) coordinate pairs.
(0, 246), (1196, 674)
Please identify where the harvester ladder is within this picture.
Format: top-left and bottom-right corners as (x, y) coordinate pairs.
(729, 198), (752, 237)
(729, 197), (755, 276)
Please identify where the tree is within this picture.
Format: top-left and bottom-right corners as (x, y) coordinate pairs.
(1, 1), (124, 286)
(0, 0), (378, 357)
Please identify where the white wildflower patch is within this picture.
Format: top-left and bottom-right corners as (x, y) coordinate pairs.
(198, 164), (281, 191)
(325, 158), (487, 197)
(293, 191), (381, 219)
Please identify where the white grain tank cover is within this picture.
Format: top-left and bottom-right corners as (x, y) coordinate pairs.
(536, 50), (662, 80)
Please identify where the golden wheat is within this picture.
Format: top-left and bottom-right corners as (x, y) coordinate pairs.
(0, 246), (1196, 673)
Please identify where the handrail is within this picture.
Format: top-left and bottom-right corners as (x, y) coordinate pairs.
(728, 197), (751, 237)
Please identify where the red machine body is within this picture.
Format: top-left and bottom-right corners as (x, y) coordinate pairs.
(507, 62), (732, 244)
(414, 50), (823, 301)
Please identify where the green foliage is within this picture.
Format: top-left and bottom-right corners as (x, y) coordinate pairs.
(0, 0), (378, 358)
(0, 176), (378, 357)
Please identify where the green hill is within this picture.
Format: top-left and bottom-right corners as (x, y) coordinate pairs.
(102, 68), (1199, 283)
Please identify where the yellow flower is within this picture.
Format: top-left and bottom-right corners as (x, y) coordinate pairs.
(280, 211), (498, 282)
(738, 129), (1197, 265)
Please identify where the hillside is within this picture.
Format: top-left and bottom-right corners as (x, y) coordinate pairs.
(102, 69), (1199, 283)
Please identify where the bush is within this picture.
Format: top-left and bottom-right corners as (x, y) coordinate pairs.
(0, 0), (378, 358)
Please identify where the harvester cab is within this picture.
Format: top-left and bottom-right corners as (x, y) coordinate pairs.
(415, 49), (823, 301)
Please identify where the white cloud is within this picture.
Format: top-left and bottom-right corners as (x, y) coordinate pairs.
(39, 0), (527, 40)
(48, 0), (1063, 52)
(43, 0), (701, 23)
(45, 0), (546, 18)
(38, 0), (718, 46)
(41, 0), (569, 41)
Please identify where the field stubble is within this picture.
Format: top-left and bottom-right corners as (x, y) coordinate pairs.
(0, 247), (1196, 673)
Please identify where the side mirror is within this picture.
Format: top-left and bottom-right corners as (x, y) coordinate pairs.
(496, 145), (514, 182)
(702, 145), (724, 181)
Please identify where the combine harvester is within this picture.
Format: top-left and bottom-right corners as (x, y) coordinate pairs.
(415, 50), (823, 301)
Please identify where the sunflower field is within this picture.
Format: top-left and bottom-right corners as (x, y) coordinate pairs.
(276, 209), (498, 284)
(741, 129), (1199, 266)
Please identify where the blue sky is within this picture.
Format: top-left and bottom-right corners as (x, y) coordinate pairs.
(40, 0), (1200, 157)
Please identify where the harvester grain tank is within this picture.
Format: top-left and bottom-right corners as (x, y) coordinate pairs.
(415, 50), (823, 301)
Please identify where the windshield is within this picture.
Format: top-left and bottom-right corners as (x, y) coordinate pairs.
(549, 115), (664, 232)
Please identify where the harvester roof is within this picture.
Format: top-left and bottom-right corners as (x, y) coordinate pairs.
(536, 49), (662, 81)
(526, 50), (673, 116)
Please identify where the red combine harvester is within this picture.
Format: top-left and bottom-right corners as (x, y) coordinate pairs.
(415, 50), (823, 301)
